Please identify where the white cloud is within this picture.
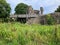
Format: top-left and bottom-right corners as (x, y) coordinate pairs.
(6, 0), (60, 14)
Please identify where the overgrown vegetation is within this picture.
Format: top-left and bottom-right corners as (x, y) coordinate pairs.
(55, 6), (60, 12)
(0, 22), (60, 45)
(0, 0), (11, 22)
(46, 14), (56, 25)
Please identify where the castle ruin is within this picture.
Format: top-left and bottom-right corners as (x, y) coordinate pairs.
(10, 6), (44, 24)
(10, 6), (60, 24)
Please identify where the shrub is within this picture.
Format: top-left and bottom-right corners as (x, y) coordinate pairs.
(46, 14), (56, 25)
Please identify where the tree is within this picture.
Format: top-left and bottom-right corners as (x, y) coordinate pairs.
(0, 0), (11, 18)
(15, 3), (28, 14)
(55, 6), (60, 12)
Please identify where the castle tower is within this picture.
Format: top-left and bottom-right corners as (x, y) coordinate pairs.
(40, 7), (44, 15)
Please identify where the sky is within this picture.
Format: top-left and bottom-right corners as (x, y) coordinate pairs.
(6, 0), (60, 14)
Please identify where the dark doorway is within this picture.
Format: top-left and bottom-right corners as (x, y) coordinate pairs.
(40, 19), (45, 25)
(17, 18), (26, 23)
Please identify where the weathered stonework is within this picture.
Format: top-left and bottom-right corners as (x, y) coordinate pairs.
(10, 5), (60, 24)
(10, 12), (60, 24)
(26, 16), (40, 24)
(28, 6), (34, 15)
(25, 6), (42, 24)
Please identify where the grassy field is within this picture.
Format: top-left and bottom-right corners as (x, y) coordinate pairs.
(0, 22), (60, 45)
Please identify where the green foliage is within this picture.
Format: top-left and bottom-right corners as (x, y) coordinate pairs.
(46, 14), (56, 25)
(55, 6), (60, 12)
(0, 18), (11, 22)
(3, 17), (10, 22)
(0, 0), (11, 18)
(0, 22), (60, 45)
(15, 3), (28, 14)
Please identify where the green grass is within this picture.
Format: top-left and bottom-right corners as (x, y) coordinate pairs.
(0, 22), (60, 45)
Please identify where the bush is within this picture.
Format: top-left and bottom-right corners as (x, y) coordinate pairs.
(4, 17), (10, 22)
(46, 14), (56, 25)
(0, 17), (10, 22)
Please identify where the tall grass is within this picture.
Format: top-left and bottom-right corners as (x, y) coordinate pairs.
(0, 22), (60, 45)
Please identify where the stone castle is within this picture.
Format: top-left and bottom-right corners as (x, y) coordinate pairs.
(10, 6), (60, 24)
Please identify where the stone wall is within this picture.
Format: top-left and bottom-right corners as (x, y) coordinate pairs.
(26, 6), (44, 24)
(26, 16), (40, 24)
(40, 12), (60, 24)
(26, 12), (60, 24)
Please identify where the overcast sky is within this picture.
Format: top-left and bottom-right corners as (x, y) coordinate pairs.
(6, 0), (60, 14)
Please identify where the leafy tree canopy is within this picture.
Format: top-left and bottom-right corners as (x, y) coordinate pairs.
(55, 6), (60, 12)
(15, 3), (28, 14)
(0, 0), (11, 18)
